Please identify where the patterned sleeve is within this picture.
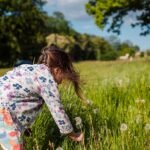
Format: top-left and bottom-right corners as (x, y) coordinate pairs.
(36, 73), (74, 134)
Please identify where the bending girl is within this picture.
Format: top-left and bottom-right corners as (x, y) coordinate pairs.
(0, 45), (84, 150)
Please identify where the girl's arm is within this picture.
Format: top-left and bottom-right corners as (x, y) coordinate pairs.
(41, 84), (73, 134)
(37, 77), (73, 134)
(40, 83), (84, 142)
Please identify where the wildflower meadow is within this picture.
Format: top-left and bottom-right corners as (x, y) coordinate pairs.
(0, 59), (150, 150)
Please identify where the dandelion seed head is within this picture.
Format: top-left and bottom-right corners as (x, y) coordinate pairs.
(86, 99), (93, 105)
(93, 108), (99, 114)
(74, 117), (82, 125)
(56, 147), (63, 150)
(120, 123), (128, 132)
(135, 98), (145, 104)
(144, 124), (150, 131)
(74, 117), (83, 129)
(141, 99), (145, 104)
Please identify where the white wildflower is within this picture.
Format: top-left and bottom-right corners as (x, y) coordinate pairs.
(120, 123), (128, 132)
(141, 99), (145, 104)
(93, 108), (99, 114)
(56, 147), (63, 150)
(75, 117), (82, 125)
(74, 117), (83, 129)
(144, 124), (150, 131)
(86, 99), (93, 106)
(135, 98), (145, 104)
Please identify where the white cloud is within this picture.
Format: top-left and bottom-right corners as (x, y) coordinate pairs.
(45, 0), (91, 21)
(46, 0), (55, 6)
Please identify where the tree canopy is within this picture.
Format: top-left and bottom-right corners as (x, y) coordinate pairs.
(86, 0), (150, 35)
(0, 0), (47, 66)
(0, 0), (142, 67)
(46, 11), (76, 36)
(0, 0), (77, 66)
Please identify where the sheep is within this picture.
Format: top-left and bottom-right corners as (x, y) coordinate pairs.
(119, 53), (129, 60)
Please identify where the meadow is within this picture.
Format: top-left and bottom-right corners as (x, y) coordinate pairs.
(0, 59), (150, 150)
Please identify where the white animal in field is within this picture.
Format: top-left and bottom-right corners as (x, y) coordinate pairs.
(135, 52), (141, 57)
(119, 53), (129, 60)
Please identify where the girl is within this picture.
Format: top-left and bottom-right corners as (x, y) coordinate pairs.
(0, 45), (84, 150)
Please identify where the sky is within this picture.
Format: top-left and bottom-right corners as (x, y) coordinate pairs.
(43, 0), (150, 51)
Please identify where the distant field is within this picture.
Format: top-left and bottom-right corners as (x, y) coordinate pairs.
(0, 68), (11, 76)
(0, 59), (150, 150)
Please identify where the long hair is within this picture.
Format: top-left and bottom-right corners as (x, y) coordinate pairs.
(37, 44), (85, 101)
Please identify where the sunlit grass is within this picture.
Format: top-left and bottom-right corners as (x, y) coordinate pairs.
(0, 59), (150, 150)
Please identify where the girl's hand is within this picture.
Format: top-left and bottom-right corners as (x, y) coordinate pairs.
(67, 131), (84, 142)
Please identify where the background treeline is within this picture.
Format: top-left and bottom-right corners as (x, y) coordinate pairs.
(0, 0), (148, 67)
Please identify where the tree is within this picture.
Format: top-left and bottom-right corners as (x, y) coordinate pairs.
(86, 0), (150, 35)
(118, 41), (139, 56)
(106, 35), (121, 51)
(46, 11), (77, 36)
(0, 0), (47, 66)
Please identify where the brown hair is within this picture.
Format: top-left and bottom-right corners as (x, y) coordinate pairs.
(37, 44), (85, 101)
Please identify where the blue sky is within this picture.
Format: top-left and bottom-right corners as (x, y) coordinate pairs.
(43, 0), (150, 51)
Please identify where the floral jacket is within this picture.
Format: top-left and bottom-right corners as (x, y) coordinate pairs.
(0, 64), (73, 134)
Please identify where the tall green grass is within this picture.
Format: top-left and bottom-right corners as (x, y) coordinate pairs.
(0, 59), (150, 150)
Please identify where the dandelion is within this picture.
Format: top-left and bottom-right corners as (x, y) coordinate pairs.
(56, 146), (63, 150)
(120, 123), (128, 132)
(141, 99), (145, 104)
(118, 79), (123, 86)
(86, 99), (93, 106)
(144, 124), (150, 131)
(135, 98), (145, 104)
(74, 117), (83, 129)
(75, 117), (82, 125)
(93, 108), (99, 114)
